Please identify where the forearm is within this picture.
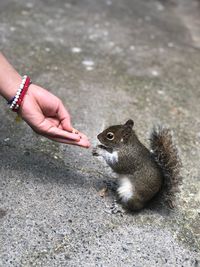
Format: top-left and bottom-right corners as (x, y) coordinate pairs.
(0, 53), (22, 101)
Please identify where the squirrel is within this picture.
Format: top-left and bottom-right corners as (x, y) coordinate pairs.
(92, 119), (182, 211)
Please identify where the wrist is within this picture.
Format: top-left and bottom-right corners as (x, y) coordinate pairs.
(8, 75), (32, 112)
(0, 73), (22, 101)
(5, 76), (22, 101)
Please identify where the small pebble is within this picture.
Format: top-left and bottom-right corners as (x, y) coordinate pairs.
(45, 47), (51, 52)
(130, 45), (135, 51)
(10, 27), (16, 32)
(151, 70), (159, 76)
(157, 3), (164, 11)
(168, 42), (174, 48)
(71, 47), (82, 53)
(82, 59), (94, 67)
(106, 0), (112, 6)
(86, 66), (94, 71)
(157, 90), (165, 95)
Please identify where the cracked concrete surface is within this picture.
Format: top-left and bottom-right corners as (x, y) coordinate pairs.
(0, 0), (200, 266)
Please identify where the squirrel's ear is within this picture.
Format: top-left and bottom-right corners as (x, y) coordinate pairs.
(124, 119), (134, 128)
(123, 120), (134, 143)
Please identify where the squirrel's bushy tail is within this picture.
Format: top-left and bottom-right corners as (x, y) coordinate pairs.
(150, 126), (182, 208)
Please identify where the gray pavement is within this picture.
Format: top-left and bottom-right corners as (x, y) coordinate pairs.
(0, 0), (200, 266)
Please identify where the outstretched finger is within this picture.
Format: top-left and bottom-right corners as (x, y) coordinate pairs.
(46, 136), (91, 148)
(46, 126), (81, 141)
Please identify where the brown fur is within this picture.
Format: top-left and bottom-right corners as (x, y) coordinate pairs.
(150, 126), (182, 208)
(93, 120), (182, 211)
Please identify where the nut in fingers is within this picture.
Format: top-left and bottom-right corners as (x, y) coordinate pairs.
(72, 128), (79, 134)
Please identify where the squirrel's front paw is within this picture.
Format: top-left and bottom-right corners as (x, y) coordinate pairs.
(92, 147), (100, 156)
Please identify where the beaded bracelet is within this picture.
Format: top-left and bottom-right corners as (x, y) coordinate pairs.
(8, 75), (32, 112)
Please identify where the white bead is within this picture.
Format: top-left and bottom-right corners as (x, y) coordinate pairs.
(9, 75), (29, 112)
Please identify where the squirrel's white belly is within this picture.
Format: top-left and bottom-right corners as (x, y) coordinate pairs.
(104, 150), (118, 165)
(117, 176), (134, 202)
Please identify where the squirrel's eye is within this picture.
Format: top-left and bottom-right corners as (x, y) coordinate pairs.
(106, 132), (114, 140)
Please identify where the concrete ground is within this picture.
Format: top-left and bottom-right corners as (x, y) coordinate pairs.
(0, 0), (200, 266)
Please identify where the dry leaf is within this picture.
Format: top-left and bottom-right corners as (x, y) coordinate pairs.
(98, 187), (108, 197)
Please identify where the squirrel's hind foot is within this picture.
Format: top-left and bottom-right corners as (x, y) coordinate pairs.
(122, 197), (145, 212)
(105, 200), (125, 215)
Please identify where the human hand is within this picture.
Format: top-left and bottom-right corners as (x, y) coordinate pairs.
(19, 84), (90, 148)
